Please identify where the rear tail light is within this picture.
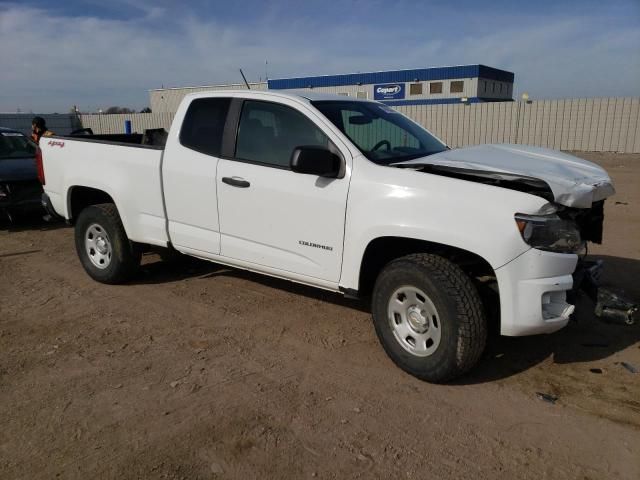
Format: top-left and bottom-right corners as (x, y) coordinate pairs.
(36, 147), (45, 185)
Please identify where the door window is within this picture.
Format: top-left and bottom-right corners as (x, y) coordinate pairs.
(180, 98), (231, 156)
(235, 101), (328, 168)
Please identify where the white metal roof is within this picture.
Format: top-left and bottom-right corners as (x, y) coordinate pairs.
(182, 89), (374, 103)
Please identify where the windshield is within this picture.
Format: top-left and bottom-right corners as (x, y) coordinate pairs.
(312, 101), (447, 164)
(0, 132), (36, 160)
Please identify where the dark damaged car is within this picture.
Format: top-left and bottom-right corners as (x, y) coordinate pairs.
(0, 127), (43, 221)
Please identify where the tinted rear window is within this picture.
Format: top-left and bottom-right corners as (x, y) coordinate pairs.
(180, 98), (231, 156)
(0, 132), (36, 159)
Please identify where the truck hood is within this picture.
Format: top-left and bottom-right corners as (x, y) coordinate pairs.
(393, 144), (615, 208)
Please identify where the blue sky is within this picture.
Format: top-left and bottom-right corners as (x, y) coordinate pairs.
(1, 0), (638, 112)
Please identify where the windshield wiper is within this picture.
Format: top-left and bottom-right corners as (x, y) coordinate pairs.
(389, 151), (445, 163)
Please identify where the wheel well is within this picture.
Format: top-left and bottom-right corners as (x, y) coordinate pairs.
(68, 186), (115, 222)
(358, 237), (500, 334)
(358, 237), (497, 296)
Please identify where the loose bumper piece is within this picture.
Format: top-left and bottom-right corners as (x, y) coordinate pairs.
(595, 288), (638, 326)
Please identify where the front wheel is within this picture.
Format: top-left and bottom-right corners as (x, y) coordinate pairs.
(372, 253), (487, 383)
(74, 203), (141, 284)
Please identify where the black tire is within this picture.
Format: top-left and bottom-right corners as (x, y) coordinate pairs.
(371, 253), (487, 383)
(74, 203), (141, 284)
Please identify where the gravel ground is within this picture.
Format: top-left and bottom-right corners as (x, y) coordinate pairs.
(1, 152), (639, 479)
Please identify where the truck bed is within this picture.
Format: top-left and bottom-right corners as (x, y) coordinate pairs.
(63, 128), (168, 148)
(40, 134), (169, 246)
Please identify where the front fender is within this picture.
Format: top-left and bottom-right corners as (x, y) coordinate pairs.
(339, 157), (548, 290)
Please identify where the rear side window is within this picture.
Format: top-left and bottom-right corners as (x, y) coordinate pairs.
(180, 98), (231, 156)
(0, 132), (36, 159)
(235, 101), (328, 168)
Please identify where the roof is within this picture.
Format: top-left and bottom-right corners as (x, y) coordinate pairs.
(289, 91), (371, 102)
(184, 90), (373, 103)
(149, 82), (267, 92)
(0, 127), (24, 133)
(268, 64), (514, 90)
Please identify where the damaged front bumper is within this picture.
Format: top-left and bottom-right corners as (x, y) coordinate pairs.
(497, 250), (638, 337)
(496, 249), (577, 336)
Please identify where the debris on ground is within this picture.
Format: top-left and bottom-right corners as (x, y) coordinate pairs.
(536, 392), (558, 404)
(595, 288), (638, 325)
(619, 362), (638, 374)
(589, 368), (603, 374)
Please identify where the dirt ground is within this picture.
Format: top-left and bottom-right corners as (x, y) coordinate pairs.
(1, 152), (639, 480)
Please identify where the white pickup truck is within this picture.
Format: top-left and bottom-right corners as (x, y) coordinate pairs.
(39, 90), (615, 382)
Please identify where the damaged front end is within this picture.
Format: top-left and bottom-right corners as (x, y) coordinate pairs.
(571, 259), (638, 325)
(555, 203), (638, 325)
(392, 144), (637, 326)
(556, 200), (605, 244)
(514, 202), (638, 326)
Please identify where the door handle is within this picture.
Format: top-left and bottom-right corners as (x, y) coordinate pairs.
(222, 176), (250, 188)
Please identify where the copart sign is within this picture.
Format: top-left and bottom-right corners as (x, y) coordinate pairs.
(373, 83), (405, 100)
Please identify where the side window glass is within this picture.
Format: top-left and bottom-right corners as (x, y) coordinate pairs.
(235, 101), (328, 168)
(180, 98), (231, 156)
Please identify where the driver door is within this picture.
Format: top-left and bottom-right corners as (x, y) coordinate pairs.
(217, 98), (351, 282)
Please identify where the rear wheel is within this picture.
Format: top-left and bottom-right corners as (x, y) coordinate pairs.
(371, 253), (487, 383)
(74, 203), (141, 284)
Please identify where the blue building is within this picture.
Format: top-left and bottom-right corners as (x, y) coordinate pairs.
(268, 64), (514, 105)
(149, 64), (515, 112)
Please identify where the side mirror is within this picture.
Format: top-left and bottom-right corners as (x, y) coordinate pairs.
(290, 146), (342, 178)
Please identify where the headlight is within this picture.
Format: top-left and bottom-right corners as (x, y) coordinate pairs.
(515, 213), (583, 253)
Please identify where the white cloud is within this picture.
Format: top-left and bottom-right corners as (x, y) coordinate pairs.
(0, 3), (638, 112)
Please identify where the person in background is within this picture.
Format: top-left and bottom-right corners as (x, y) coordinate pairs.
(31, 116), (54, 144)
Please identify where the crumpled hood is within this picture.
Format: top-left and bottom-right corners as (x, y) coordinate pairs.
(0, 157), (38, 182)
(395, 144), (615, 208)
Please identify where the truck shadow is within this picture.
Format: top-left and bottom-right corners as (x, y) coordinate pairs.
(135, 253), (639, 383)
(136, 253), (370, 313)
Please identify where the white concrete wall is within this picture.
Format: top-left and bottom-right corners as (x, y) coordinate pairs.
(0, 113), (81, 136)
(395, 97), (640, 152)
(79, 112), (175, 134)
(80, 97), (640, 153)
